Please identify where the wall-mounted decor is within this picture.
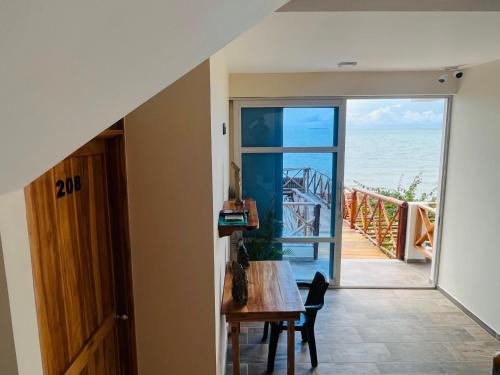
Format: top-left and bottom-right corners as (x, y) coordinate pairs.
(231, 261), (248, 305)
(237, 239), (250, 269)
(231, 162), (243, 207)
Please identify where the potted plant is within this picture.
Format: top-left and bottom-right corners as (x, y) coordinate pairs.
(242, 209), (284, 261)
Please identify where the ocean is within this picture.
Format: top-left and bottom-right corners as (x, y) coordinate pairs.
(344, 123), (443, 196)
(283, 122), (443, 197)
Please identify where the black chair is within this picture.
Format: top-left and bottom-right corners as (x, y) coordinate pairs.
(264, 272), (329, 373)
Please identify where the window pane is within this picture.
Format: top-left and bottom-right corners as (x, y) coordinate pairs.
(242, 152), (336, 239)
(283, 108), (338, 147)
(241, 107), (338, 148)
(283, 242), (332, 281)
(242, 153), (283, 236)
(283, 153), (335, 238)
(241, 108), (283, 147)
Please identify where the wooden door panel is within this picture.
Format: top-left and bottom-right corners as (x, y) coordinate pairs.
(71, 155), (101, 335)
(26, 171), (70, 374)
(54, 158), (87, 361)
(86, 154), (116, 317)
(26, 138), (124, 375)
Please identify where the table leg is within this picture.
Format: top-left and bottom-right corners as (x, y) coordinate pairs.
(231, 322), (240, 375)
(287, 320), (295, 375)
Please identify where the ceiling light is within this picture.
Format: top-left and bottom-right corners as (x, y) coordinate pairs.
(338, 61), (358, 68)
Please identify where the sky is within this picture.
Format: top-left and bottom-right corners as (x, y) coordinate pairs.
(280, 99), (447, 193)
(282, 98), (446, 130)
(347, 98), (446, 127)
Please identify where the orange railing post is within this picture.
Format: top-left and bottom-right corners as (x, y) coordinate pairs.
(350, 190), (357, 229)
(377, 200), (383, 246)
(396, 202), (408, 260)
(346, 187), (408, 259)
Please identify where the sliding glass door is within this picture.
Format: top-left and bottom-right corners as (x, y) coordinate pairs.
(234, 99), (346, 284)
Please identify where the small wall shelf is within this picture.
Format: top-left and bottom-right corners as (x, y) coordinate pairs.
(218, 198), (259, 237)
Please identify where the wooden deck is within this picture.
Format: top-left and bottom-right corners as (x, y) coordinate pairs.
(341, 224), (389, 259)
(313, 222), (389, 260)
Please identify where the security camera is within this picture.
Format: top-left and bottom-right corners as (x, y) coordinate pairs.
(437, 74), (448, 84)
(453, 71), (464, 79)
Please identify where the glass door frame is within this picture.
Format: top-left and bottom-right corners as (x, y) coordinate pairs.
(233, 98), (347, 285)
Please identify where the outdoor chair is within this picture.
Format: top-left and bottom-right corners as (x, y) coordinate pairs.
(263, 271), (329, 372)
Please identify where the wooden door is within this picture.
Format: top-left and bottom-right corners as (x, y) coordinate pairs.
(25, 136), (136, 375)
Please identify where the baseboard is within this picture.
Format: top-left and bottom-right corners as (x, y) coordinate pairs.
(437, 286), (500, 342)
(404, 257), (429, 264)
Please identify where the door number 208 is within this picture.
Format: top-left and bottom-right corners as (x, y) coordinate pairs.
(56, 176), (81, 198)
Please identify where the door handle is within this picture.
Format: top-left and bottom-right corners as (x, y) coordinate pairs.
(116, 314), (129, 321)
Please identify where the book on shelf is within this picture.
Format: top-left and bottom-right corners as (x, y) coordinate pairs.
(218, 210), (248, 226)
(224, 214), (244, 222)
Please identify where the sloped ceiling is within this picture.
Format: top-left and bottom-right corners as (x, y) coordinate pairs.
(0, 0), (286, 194)
(224, 12), (500, 73)
(279, 0), (500, 11)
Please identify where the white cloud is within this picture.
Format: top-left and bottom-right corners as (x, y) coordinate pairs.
(401, 110), (442, 124)
(348, 102), (443, 126)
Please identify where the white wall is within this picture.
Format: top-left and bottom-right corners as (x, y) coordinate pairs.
(209, 51), (231, 375)
(438, 59), (500, 334)
(0, 56), (231, 375)
(230, 71), (458, 97)
(125, 57), (231, 374)
(404, 203), (428, 262)
(0, 191), (43, 375)
(0, 237), (19, 374)
(125, 61), (217, 374)
(0, 0), (286, 195)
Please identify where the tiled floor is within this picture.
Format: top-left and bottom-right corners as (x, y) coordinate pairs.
(287, 225), (432, 287)
(226, 289), (500, 374)
(289, 258), (431, 287)
(340, 260), (431, 287)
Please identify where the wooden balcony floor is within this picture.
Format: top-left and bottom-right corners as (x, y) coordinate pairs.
(340, 224), (389, 259)
(311, 223), (389, 260)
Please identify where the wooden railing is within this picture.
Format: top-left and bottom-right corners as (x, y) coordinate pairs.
(283, 167), (332, 208)
(283, 201), (320, 237)
(282, 188), (321, 259)
(343, 187), (408, 259)
(414, 203), (436, 259)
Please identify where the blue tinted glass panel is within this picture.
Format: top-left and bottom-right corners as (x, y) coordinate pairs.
(282, 108), (338, 147)
(241, 108), (283, 147)
(242, 153), (283, 237)
(283, 153), (334, 237)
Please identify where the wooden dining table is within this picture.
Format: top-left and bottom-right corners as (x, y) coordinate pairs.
(221, 261), (305, 375)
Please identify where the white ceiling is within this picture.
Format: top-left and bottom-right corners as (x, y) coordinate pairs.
(279, 0), (500, 12)
(224, 12), (500, 73)
(0, 0), (286, 194)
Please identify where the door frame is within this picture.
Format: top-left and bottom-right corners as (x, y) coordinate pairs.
(232, 96), (451, 288)
(339, 95), (452, 289)
(99, 127), (138, 373)
(232, 98), (347, 285)
(24, 124), (138, 374)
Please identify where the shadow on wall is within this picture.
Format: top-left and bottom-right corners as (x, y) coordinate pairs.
(0, 235), (19, 373)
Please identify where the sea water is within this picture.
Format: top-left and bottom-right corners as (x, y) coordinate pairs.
(283, 122), (443, 197)
(344, 123), (443, 195)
